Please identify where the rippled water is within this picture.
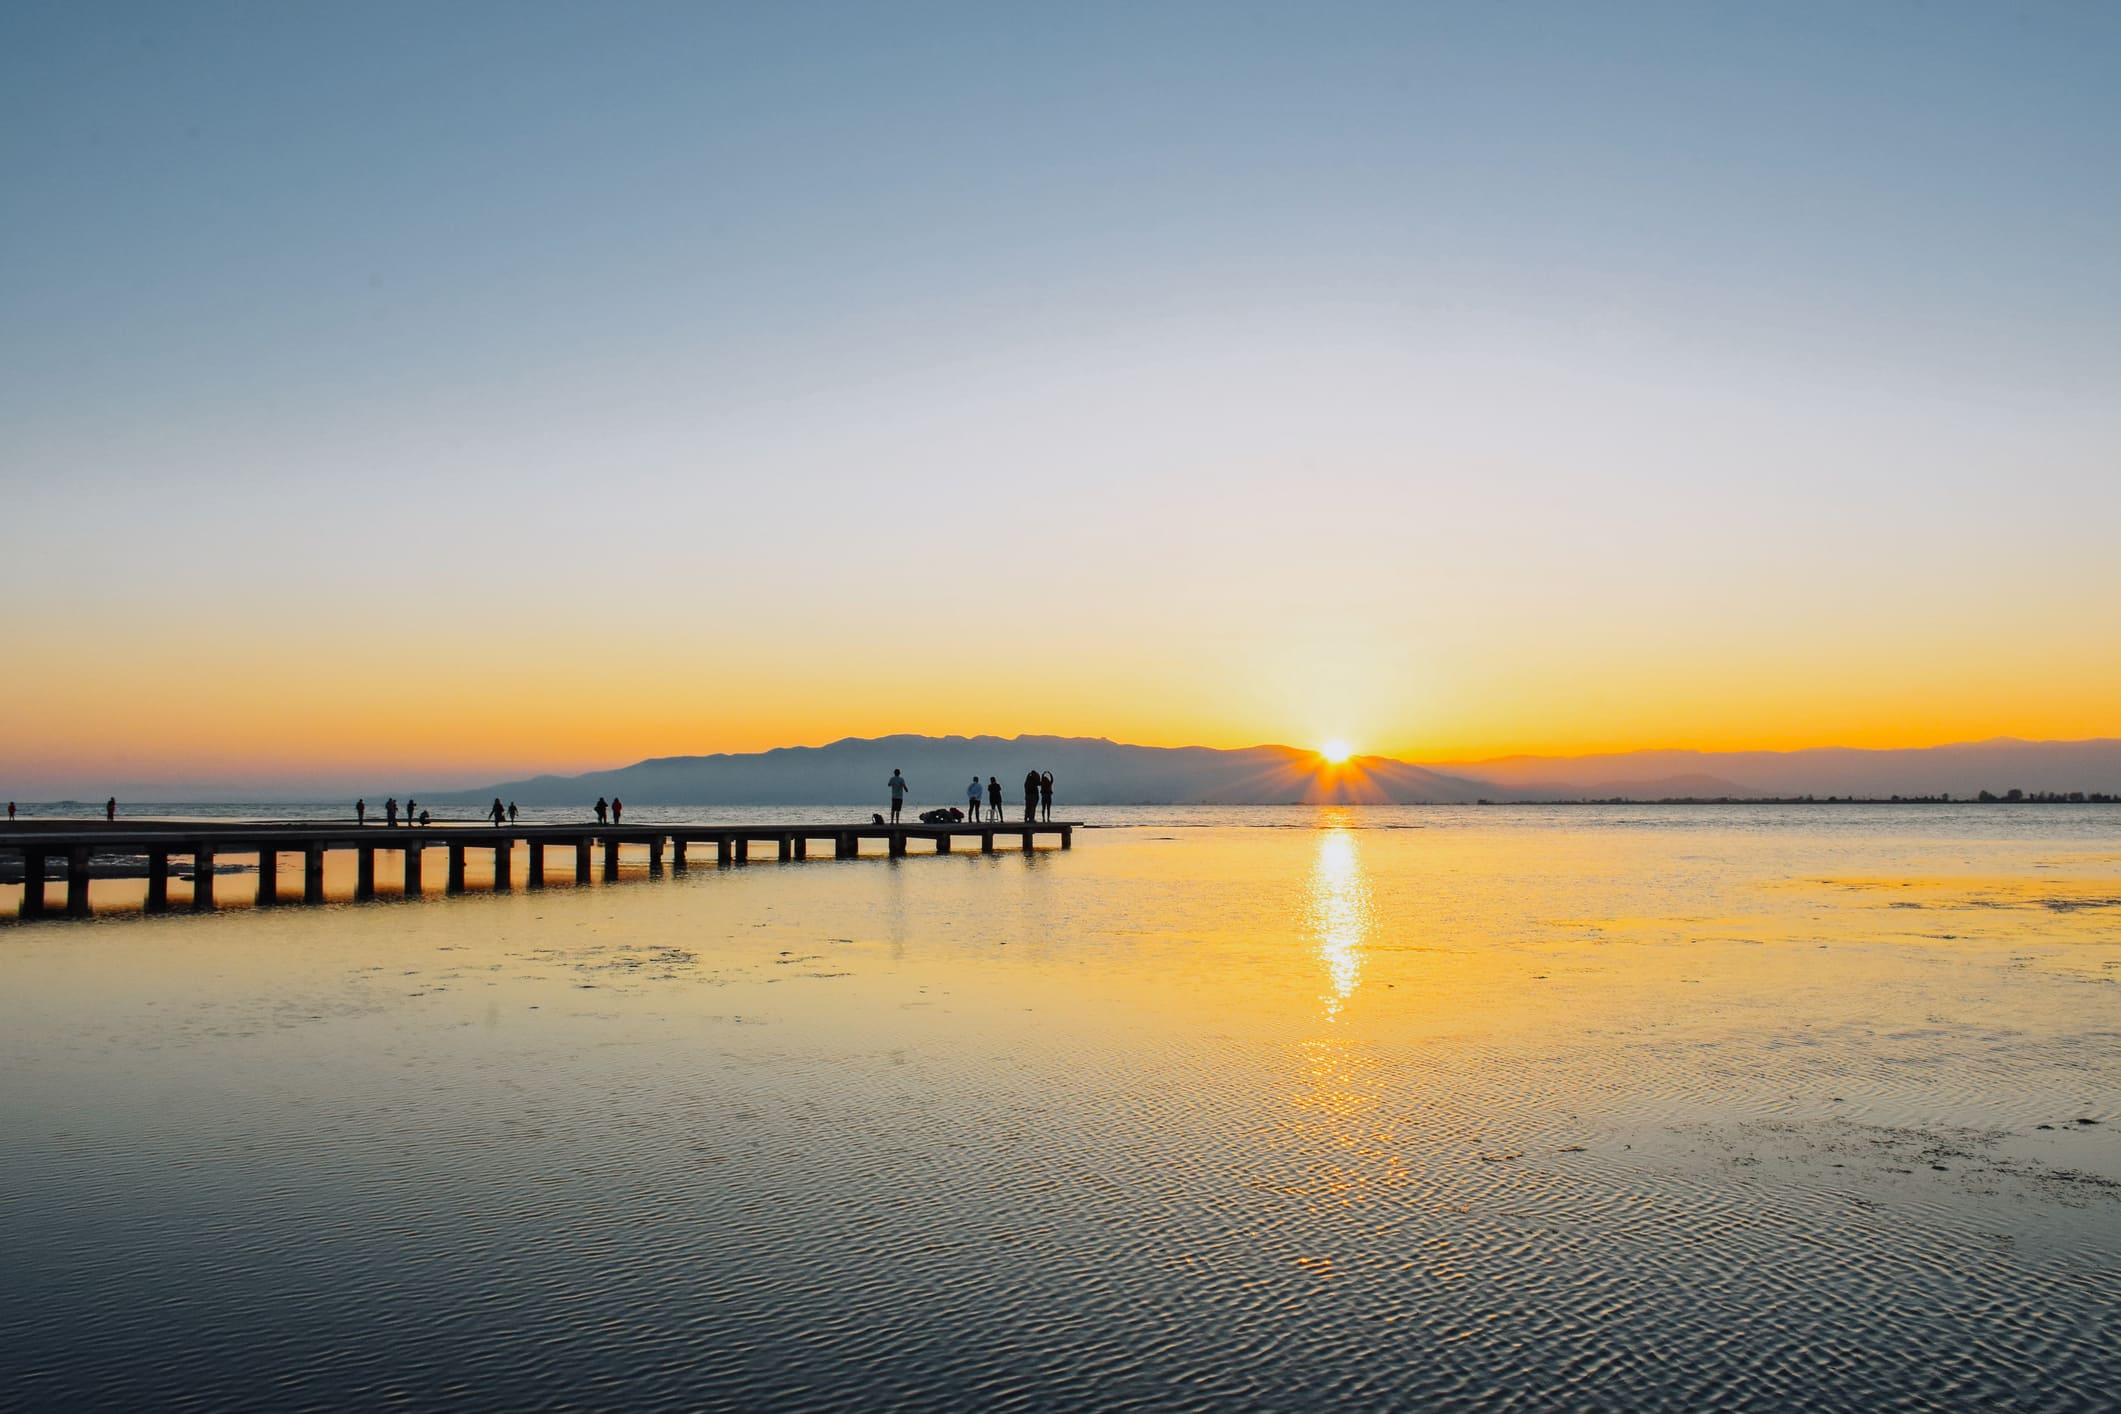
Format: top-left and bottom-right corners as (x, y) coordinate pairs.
(2, 807), (2116, 1409)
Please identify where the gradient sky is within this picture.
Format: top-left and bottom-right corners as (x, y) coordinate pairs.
(4, 1), (2118, 795)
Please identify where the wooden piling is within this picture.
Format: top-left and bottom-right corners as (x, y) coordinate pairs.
(19, 851), (46, 919)
(67, 845), (93, 917)
(304, 847), (325, 904)
(447, 844), (467, 893)
(494, 842), (513, 889)
(402, 846), (423, 896)
(147, 851), (170, 912)
(192, 848), (216, 910)
(356, 846), (376, 900)
(256, 848), (278, 906)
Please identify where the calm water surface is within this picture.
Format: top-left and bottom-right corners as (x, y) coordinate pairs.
(2, 806), (2116, 1409)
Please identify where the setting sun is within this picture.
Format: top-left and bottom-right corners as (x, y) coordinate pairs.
(1320, 739), (1353, 764)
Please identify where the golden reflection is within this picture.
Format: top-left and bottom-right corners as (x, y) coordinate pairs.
(1306, 819), (1374, 1022)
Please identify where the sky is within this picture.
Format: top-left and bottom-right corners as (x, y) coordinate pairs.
(4, 1), (2118, 796)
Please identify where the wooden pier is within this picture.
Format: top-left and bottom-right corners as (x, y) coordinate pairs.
(0, 819), (1078, 921)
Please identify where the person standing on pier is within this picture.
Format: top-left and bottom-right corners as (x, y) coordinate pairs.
(385, 797), (398, 827)
(967, 777), (984, 821)
(595, 797), (608, 824)
(406, 798), (417, 826)
(1022, 770), (1040, 822)
(7, 802), (14, 822)
(508, 802), (518, 824)
(1040, 772), (1055, 822)
(888, 769), (910, 824)
(612, 798), (623, 824)
(490, 798), (505, 826)
(106, 797), (116, 822)
(987, 777), (1002, 820)
(356, 798), (366, 826)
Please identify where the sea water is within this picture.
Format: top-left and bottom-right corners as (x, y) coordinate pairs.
(2, 806), (2115, 1409)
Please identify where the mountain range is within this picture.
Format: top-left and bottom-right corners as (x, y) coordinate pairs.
(431, 734), (2121, 807)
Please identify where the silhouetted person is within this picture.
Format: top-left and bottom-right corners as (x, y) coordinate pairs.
(595, 797), (609, 824)
(419, 809), (430, 826)
(612, 798), (623, 824)
(106, 797), (116, 822)
(406, 798), (417, 825)
(888, 769), (910, 824)
(967, 777), (983, 822)
(1023, 770), (1040, 822)
(490, 798), (505, 826)
(987, 777), (1002, 819)
(6, 802), (14, 822)
(356, 798), (366, 826)
(385, 797), (399, 827)
(508, 801), (518, 824)
(1040, 771), (1054, 822)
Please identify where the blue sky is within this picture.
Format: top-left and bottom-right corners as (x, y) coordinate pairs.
(3, 2), (2118, 791)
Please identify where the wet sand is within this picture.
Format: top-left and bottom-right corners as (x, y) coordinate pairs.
(1, 807), (2114, 1408)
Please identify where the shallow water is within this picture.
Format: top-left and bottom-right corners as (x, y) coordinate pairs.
(2, 807), (2116, 1409)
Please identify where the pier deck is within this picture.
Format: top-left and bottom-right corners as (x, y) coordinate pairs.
(0, 819), (1078, 921)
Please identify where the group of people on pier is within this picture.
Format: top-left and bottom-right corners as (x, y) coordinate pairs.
(886, 769), (1056, 825)
(356, 797), (434, 828)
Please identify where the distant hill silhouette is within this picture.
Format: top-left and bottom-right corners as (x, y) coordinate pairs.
(431, 734), (1493, 808)
(1431, 737), (2121, 800)
(432, 733), (2121, 808)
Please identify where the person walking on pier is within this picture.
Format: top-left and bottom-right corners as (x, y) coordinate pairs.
(1040, 772), (1055, 823)
(987, 776), (1002, 820)
(106, 797), (116, 822)
(1023, 770), (1040, 822)
(356, 798), (367, 826)
(888, 769), (910, 824)
(385, 797), (399, 827)
(490, 798), (506, 826)
(612, 798), (623, 824)
(595, 797), (609, 825)
(967, 777), (984, 822)
(508, 801), (518, 824)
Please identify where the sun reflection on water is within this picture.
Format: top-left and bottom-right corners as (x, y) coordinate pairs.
(1306, 820), (1374, 1022)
